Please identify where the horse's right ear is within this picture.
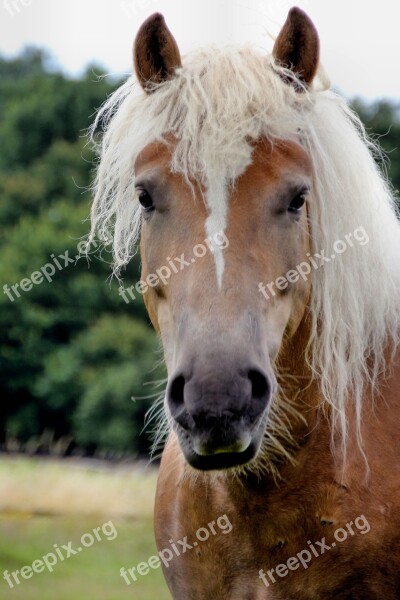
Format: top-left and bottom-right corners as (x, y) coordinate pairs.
(133, 13), (182, 92)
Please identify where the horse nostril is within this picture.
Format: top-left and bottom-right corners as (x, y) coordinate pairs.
(248, 369), (270, 400)
(168, 368), (271, 434)
(167, 374), (194, 429)
(168, 375), (185, 411)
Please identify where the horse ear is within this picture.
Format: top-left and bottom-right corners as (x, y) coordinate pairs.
(133, 13), (182, 92)
(273, 7), (319, 87)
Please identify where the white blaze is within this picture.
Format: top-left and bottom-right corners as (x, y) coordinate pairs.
(205, 174), (228, 288)
(204, 151), (253, 288)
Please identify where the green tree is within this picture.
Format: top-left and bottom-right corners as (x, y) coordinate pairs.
(0, 49), (162, 457)
(352, 98), (400, 196)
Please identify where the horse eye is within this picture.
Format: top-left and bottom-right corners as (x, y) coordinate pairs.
(288, 192), (307, 213)
(137, 188), (154, 213)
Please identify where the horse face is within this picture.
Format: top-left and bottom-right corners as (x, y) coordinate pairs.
(133, 8), (319, 470)
(136, 137), (312, 470)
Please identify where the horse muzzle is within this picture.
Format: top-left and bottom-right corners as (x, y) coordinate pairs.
(166, 362), (275, 470)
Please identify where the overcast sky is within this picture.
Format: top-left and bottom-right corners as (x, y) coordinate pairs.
(0, 0), (399, 100)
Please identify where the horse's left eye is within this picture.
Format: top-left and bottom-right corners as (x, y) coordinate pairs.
(288, 192), (307, 214)
(137, 188), (154, 213)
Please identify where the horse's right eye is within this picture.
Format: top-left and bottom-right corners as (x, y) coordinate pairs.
(137, 188), (154, 213)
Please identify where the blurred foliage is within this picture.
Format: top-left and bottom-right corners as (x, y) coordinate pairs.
(0, 48), (163, 458)
(0, 48), (399, 458)
(353, 98), (400, 195)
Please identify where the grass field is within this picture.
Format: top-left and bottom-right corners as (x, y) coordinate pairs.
(0, 456), (171, 599)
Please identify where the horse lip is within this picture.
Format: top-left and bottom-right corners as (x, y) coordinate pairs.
(183, 441), (259, 471)
(174, 404), (270, 470)
(192, 431), (252, 456)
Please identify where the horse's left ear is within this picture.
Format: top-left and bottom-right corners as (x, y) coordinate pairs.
(133, 13), (182, 92)
(273, 7), (319, 87)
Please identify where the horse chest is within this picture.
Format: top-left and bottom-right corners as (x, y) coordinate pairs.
(168, 512), (398, 599)
(228, 482), (399, 599)
(161, 475), (400, 600)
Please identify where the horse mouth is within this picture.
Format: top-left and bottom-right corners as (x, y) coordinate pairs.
(173, 406), (269, 471)
(177, 419), (269, 470)
(183, 440), (259, 471)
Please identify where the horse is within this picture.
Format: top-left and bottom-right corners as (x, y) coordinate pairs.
(89, 7), (400, 599)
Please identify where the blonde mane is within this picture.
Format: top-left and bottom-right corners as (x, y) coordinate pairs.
(89, 45), (400, 467)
